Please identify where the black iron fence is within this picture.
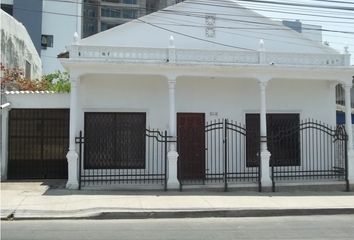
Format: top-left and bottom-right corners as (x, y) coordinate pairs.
(178, 119), (261, 191)
(76, 129), (175, 190)
(76, 118), (348, 192)
(225, 120), (261, 189)
(269, 120), (349, 191)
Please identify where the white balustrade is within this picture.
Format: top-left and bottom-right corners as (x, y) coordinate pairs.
(265, 52), (345, 66)
(68, 45), (347, 66)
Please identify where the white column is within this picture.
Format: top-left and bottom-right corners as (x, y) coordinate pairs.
(344, 84), (353, 150)
(167, 76), (179, 189)
(258, 79), (272, 187)
(1, 106), (10, 180)
(344, 83), (354, 185)
(66, 76), (80, 189)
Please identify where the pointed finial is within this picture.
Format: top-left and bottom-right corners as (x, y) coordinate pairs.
(169, 35), (175, 48)
(259, 39), (265, 51)
(73, 32), (79, 44)
(344, 46), (349, 54)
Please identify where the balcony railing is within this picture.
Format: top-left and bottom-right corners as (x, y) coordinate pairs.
(68, 45), (350, 67)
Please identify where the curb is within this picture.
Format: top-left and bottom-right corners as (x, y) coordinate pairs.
(3, 208), (354, 221)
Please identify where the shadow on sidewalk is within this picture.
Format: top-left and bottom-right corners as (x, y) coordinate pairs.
(2, 179), (353, 197)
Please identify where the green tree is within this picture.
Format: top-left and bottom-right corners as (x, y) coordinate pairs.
(42, 71), (71, 93)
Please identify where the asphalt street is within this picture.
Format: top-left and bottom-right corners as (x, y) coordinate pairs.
(2, 215), (354, 240)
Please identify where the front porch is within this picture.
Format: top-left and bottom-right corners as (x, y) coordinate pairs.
(59, 27), (354, 191)
(59, 63), (353, 191)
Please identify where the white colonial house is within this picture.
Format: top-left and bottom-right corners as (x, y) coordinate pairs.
(2, 0), (354, 191)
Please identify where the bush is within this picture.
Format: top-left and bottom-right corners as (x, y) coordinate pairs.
(42, 71), (71, 93)
(0, 63), (70, 93)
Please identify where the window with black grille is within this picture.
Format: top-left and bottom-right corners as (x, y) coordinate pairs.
(41, 35), (53, 49)
(246, 113), (300, 167)
(1, 4), (13, 15)
(84, 112), (146, 169)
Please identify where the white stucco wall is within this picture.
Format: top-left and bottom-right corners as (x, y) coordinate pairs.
(41, 0), (81, 74)
(78, 75), (335, 131)
(5, 92), (70, 108)
(302, 24), (322, 43)
(0, 10), (42, 79)
(75, 75), (336, 177)
(78, 75), (169, 132)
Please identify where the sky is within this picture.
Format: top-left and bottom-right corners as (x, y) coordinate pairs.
(235, 0), (354, 64)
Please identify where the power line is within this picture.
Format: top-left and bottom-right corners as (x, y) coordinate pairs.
(188, 0), (354, 19)
(9, 0), (354, 53)
(162, 9), (354, 25)
(40, 0), (354, 20)
(154, 12), (353, 50)
(137, 2), (354, 52)
(12, 5), (354, 35)
(239, 1), (354, 17)
(237, 1), (354, 18)
(307, 0), (354, 4)
(39, 8), (353, 58)
(160, 9), (354, 35)
(135, 18), (257, 51)
(235, 0), (354, 11)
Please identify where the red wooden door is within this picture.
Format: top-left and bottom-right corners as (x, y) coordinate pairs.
(177, 113), (205, 181)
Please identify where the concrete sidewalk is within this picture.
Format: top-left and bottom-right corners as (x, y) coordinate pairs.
(1, 181), (354, 220)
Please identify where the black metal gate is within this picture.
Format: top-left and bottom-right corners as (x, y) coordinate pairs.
(178, 119), (261, 191)
(8, 109), (69, 179)
(76, 112), (175, 189)
(269, 120), (349, 191)
(76, 129), (174, 189)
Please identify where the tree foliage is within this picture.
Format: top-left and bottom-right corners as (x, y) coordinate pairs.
(42, 71), (71, 93)
(0, 63), (70, 92)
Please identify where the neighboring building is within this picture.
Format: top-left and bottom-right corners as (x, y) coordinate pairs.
(0, 0), (13, 15)
(82, 0), (147, 38)
(82, 0), (183, 38)
(1, 0), (182, 73)
(12, 0), (43, 55)
(41, 0), (81, 73)
(0, 0), (80, 74)
(0, 9), (42, 80)
(1, 0), (43, 56)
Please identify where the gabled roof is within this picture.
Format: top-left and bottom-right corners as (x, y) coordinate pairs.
(78, 0), (338, 54)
